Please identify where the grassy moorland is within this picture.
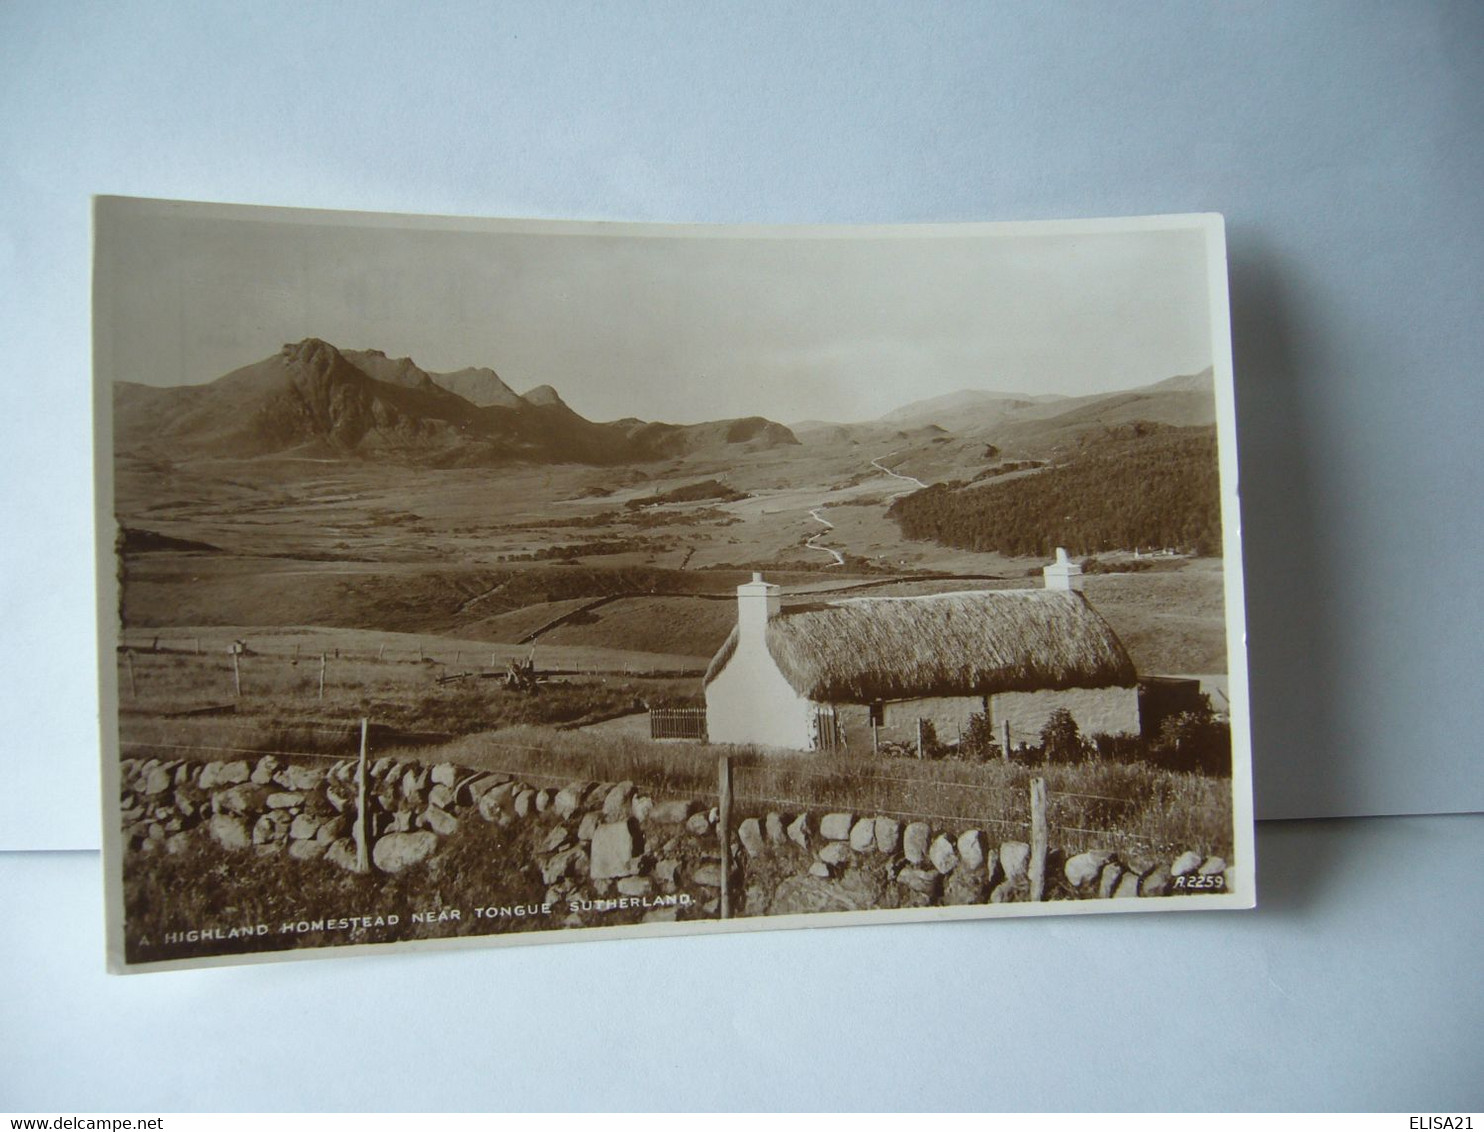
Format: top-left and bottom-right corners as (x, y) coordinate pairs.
(119, 550), (1228, 683)
(115, 408), (1232, 681)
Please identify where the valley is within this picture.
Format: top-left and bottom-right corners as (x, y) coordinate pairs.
(113, 339), (1230, 695)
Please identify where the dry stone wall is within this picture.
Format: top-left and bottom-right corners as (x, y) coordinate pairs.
(119, 754), (1234, 928)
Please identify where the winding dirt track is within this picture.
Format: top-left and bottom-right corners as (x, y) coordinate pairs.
(869, 455), (928, 490)
(802, 453), (927, 566)
(804, 508), (845, 566)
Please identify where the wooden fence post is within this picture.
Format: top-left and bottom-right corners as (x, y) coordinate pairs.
(126, 650), (137, 699)
(1001, 720), (1012, 762)
(355, 717), (370, 873)
(319, 653), (326, 700)
(378, 644), (385, 661)
(916, 718), (925, 759)
(717, 754), (732, 920)
(194, 637), (201, 655)
(1029, 777), (1047, 902)
(232, 650), (241, 698)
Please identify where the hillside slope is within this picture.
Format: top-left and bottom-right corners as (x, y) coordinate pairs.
(888, 423), (1222, 557)
(866, 368), (1216, 456)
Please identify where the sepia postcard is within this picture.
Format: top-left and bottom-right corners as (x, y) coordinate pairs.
(95, 198), (1255, 972)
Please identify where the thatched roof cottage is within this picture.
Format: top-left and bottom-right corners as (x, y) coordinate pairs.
(703, 554), (1140, 752)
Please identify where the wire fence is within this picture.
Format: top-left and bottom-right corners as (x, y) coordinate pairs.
(729, 787), (1032, 832)
(116, 635), (702, 679)
(120, 740), (355, 762)
(726, 763), (1140, 845)
(121, 716), (452, 740)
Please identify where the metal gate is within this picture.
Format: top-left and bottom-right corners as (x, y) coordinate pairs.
(650, 707), (708, 741)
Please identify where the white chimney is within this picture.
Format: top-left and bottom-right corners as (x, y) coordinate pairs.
(736, 571), (781, 644)
(1043, 547), (1084, 592)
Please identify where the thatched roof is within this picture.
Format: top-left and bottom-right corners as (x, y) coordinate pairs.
(705, 589), (1136, 702)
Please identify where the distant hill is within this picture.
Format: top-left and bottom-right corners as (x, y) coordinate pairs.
(619, 415), (800, 457)
(1141, 369), (1219, 394)
(113, 339), (801, 466)
(877, 387), (1066, 427)
(990, 369), (1216, 453)
(865, 369), (1216, 456)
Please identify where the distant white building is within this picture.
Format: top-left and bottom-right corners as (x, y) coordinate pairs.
(703, 554), (1139, 753)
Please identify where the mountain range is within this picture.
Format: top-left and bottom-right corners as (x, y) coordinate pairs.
(792, 368), (1215, 454)
(113, 339), (800, 466)
(113, 339), (1215, 467)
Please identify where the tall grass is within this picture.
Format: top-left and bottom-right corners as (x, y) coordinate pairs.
(385, 728), (1233, 863)
(398, 726), (727, 798)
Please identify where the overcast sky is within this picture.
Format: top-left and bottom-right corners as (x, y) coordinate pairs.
(97, 201), (1217, 425)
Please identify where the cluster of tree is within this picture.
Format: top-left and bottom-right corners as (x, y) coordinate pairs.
(969, 459), (1045, 483)
(887, 424), (1222, 557)
(624, 479), (748, 509)
(500, 537), (663, 563)
(700, 554), (912, 576)
(514, 506), (735, 530)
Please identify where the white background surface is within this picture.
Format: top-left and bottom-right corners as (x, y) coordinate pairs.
(1, 2), (1481, 1111)
(3, 816), (1481, 1111)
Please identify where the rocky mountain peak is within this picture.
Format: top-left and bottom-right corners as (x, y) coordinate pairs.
(280, 337), (345, 369)
(522, 384), (566, 408)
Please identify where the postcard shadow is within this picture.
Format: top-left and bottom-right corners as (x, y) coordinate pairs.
(1228, 232), (1356, 905)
